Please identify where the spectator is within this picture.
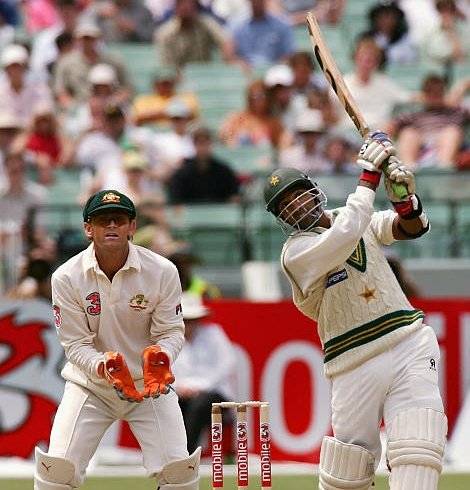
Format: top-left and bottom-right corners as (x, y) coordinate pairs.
(419, 0), (470, 69)
(264, 63), (296, 132)
(152, 98), (197, 182)
(22, 0), (60, 35)
(29, 0), (83, 82)
(154, 0), (233, 69)
(398, 0), (440, 45)
(322, 134), (358, 174)
(288, 50), (337, 128)
(0, 44), (54, 127)
(0, 10), (15, 48)
(74, 103), (161, 185)
(173, 291), (237, 454)
(0, 112), (23, 187)
(269, 0), (346, 26)
(84, 148), (157, 206)
(132, 66), (200, 128)
(219, 79), (284, 148)
(230, 0), (295, 70)
(13, 102), (71, 185)
(210, 0), (251, 23)
(384, 73), (470, 168)
(167, 126), (241, 204)
(279, 108), (331, 174)
(5, 257), (54, 302)
(0, 152), (48, 291)
(63, 62), (122, 138)
(0, 0), (20, 28)
(359, 1), (417, 65)
(81, 0), (155, 42)
(165, 242), (222, 298)
(53, 21), (132, 110)
(333, 37), (411, 135)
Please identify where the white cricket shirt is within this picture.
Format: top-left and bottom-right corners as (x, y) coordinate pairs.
(52, 242), (185, 387)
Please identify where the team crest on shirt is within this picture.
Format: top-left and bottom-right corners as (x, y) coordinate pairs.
(129, 294), (149, 310)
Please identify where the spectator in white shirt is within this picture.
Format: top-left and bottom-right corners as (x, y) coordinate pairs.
(172, 291), (237, 453)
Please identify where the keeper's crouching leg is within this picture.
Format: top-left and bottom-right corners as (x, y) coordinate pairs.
(387, 408), (447, 490)
(319, 436), (375, 489)
(34, 447), (77, 490)
(155, 446), (201, 490)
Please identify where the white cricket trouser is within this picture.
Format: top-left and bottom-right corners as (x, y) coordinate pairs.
(47, 380), (188, 486)
(330, 325), (444, 466)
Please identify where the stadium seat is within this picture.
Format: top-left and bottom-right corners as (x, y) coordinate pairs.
(43, 167), (84, 236)
(181, 62), (248, 130)
(244, 204), (285, 262)
(106, 42), (160, 95)
(167, 203), (247, 265)
(212, 144), (275, 176)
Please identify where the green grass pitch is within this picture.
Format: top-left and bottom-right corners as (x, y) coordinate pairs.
(2, 473), (470, 489)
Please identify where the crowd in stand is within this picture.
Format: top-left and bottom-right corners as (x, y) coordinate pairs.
(0, 0), (470, 296)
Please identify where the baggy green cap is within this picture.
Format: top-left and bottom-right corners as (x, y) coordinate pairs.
(83, 190), (136, 222)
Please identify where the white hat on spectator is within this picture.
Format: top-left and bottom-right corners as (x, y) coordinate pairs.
(0, 111), (22, 129)
(165, 98), (193, 119)
(264, 64), (294, 87)
(295, 108), (325, 133)
(1, 44), (29, 67)
(75, 21), (102, 38)
(32, 101), (55, 117)
(88, 63), (117, 85)
(181, 291), (211, 320)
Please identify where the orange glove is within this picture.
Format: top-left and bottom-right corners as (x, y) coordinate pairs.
(141, 345), (175, 399)
(98, 352), (143, 403)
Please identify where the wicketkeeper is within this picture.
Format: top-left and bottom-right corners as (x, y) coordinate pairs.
(34, 190), (200, 490)
(264, 131), (447, 489)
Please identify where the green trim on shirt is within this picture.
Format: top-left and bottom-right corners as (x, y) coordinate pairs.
(346, 238), (367, 272)
(323, 309), (425, 363)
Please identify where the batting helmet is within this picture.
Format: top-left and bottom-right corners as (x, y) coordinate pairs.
(263, 168), (327, 234)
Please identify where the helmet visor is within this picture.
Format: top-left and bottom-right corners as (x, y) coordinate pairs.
(275, 186), (327, 235)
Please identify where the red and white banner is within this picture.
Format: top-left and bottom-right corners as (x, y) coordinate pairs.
(1, 298), (469, 463)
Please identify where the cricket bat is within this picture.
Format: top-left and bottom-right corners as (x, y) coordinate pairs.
(306, 12), (408, 199)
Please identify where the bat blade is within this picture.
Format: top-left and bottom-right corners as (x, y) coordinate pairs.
(306, 12), (369, 138)
(306, 11), (408, 199)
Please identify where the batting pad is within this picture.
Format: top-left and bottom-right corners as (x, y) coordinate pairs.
(155, 446), (201, 490)
(387, 408), (447, 490)
(34, 447), (76, 490)
(319, 436), (375, 489)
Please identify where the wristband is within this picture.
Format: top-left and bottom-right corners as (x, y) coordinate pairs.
(391, 194), (423, 220)
(360, 170), (381, 186)
(397, 220), (430, 238)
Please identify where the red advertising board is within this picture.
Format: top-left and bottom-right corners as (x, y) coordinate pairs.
(1, 298), (469, 462)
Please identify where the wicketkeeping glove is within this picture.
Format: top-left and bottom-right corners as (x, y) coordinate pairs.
(357, 130), (396, 172)
(98, 351), (143, 403)
(141, 345), (175, 399)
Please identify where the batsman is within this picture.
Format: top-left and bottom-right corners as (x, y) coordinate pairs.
(264, 131), (447, 489)
(34, 190), (200, 490)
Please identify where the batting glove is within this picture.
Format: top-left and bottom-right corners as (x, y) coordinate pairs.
(98, 352), (143, 403)
(141, 345), (175, 399)
(384, 156), (416, 202)
(357, 131), (396, 172)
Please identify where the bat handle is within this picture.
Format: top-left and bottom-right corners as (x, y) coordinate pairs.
(382, 162), (409, 200)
